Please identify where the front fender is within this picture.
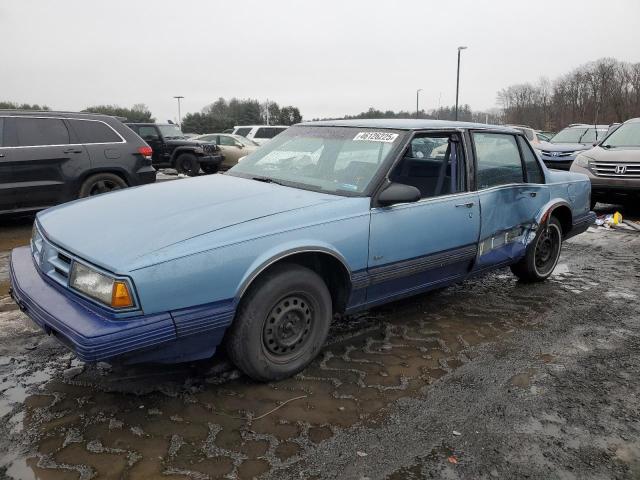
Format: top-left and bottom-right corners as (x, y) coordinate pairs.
(170, 146), (200, 163)
(235, 240), (352, 300)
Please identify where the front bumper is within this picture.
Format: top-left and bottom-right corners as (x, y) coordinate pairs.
(570, 164), (640, 198)
(9, 246), (177, 362)
(198, 154), (224, 166)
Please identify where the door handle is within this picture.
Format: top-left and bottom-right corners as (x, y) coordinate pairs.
(523, 191), (537, 197)
(63, 148), (83, 154)
(455, 202), (475, 208)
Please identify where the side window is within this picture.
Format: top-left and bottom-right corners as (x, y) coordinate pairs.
(390, 134), (465, 199)
(138, 126), (159, 140)
(219, 135), (236, 146)
(254, 127), (285, 139)
(235, 128), (252, 137)
(518, 137), (544, 184)
(14, 117), (69, 146)
(474, 133), (524, 189)
(68, 119), (122, 144)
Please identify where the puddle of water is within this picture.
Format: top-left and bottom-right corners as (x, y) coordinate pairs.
(1, 261), (565, 479)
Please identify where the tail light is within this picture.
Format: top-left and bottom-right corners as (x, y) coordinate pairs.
(138, 146), (153, 162)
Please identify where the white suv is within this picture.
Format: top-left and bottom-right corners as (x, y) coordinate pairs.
(232, 125), (288, 145)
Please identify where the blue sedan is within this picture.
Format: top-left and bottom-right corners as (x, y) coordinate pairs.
(9, 120), (595, 381)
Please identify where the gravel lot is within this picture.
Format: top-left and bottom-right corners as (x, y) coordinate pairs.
(0, 203), (638, 480)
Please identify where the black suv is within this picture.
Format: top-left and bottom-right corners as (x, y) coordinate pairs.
(125, 123), (223, 176)
(0, 111), (156, 215)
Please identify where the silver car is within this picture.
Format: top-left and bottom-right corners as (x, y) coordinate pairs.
(570, 118), (640, 208)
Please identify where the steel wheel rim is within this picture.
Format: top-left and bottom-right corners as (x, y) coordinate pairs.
(262, 294), (314, 360)
(534, 223), (561, 276)
(89, 180), (122, 196)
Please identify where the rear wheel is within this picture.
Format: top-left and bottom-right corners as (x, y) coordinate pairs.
(511, 216), (563, 282)
(175, 153), (200, 176)
(226, 264), (332, 381)
(201, 164), (219, 175)
(79, 173), (127, 198)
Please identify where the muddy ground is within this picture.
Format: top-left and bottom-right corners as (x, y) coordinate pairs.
(0, 204), (638, 480)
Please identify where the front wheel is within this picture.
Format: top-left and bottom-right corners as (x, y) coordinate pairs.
(511, 216), (563, 282)
(226, 264), (332, 381)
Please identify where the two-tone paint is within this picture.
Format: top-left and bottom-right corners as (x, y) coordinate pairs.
(9, 119), (595, 364)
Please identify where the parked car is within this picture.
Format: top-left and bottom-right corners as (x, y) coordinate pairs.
(0, 110), (156, 215)
(125, 123), (223, 176)
(535, 124), (608, 170)
(231, 125), (288, 145)
(506, 125), (547, 145)
(9, 119), (594, 381)
(570, 117), (640, 208)
(191, 133), (259, 169)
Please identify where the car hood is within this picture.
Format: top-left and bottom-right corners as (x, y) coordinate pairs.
(37, 175), (344, 273)
(579, 145), (640, 162)
(539, 141), (590, 153)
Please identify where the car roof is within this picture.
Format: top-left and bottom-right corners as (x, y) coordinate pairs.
(233, 125), (289, 128)
(298, 118), (518, 132)
(624, 118), (640, 124)
(0, 110), (121, 121)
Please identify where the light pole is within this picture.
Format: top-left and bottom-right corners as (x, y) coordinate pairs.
(455, 46), (467, 121)
(173, 96), (184, 127)
(416, 89), (423, 118)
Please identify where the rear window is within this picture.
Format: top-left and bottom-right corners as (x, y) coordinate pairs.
(68, 119), (122, 144)
(15, 117), (70, 146)
(254, 127), (287, 139)
(235, 128), (252, 137)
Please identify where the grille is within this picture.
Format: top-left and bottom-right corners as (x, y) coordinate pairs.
(592, 162), (640, 178)
(202, 143), (219, 154)
(31, 226), (73, 286)
(541, 150), (575, 158)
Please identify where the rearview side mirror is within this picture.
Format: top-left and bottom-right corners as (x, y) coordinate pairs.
(377, 182), (421, 207)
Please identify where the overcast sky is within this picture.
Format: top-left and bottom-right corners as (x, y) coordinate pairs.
(1, 0), (639, 123)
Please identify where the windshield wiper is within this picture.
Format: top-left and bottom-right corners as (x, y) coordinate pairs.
(602, 144), (614, 149)
(251, 176), (286, 186)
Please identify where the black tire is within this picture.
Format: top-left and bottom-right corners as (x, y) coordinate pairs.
(175, 153), (200, 177)
(226, 264), (332, 382)
(79, 173), (127, 198)
(201, 164), (219, 175)
(511, 216), (563, 283)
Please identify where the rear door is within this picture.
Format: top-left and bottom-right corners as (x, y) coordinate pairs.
(472, 131), (549, 270)
(134, 125), (166, 166)
(0, 117), (15, 212)
(7, 116), (89, 210)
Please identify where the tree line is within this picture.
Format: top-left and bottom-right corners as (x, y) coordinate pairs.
(180, 98), (302, 133)
(498, 58), (640, 130)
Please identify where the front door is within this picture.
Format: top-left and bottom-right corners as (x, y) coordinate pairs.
(6, 116), (88, 211)
(471, 131), (550, 270)
(367, 132), (480, 305)
(0, 117), (15, 212)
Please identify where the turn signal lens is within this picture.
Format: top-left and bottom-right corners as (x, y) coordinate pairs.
(111, 281), (134, 308)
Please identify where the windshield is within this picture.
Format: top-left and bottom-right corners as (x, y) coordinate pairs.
(158, 124), (185, 139)
(227, 126), (405, 195)
(551, 127), (605, 144)
(601, 122), (640, 148)
(235, 135), (258, 147)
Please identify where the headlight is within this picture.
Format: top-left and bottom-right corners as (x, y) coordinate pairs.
(574, 155), (590, 168)
(69, 262), (134, 308)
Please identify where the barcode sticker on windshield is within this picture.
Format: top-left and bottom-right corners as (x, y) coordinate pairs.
(353, 132), (399, 143)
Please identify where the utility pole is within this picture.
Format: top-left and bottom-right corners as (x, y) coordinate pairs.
(173, 96), (184, 127)
(455, 46), (467, 121)
(416, 89), (423, 118)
